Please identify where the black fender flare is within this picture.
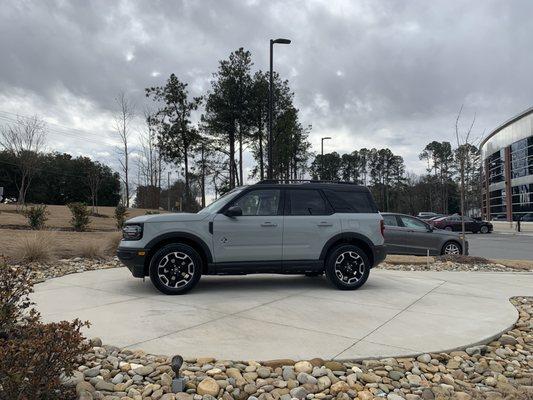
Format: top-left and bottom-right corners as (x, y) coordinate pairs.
(145, 232), (213, 263)
(320, 232), (376, 262)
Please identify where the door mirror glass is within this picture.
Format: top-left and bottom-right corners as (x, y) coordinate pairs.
(224, 205), (243, 218)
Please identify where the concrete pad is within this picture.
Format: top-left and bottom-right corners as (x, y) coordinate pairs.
(45, 297), (226, 347)
(34, 267), (532, 360)
(132, 315), (356, 361)
(238, 295), (399, 339)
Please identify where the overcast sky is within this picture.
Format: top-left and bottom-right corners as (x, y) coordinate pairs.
(1, 0), (532, 183)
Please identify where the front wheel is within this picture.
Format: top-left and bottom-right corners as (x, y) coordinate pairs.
(325, 244), (370, 290)
(479, 225), (489, 234)
(442, 241), (462, 255)
(149, 243), (202, 295)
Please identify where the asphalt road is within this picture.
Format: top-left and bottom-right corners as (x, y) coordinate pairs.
(467, 232), (533, 261)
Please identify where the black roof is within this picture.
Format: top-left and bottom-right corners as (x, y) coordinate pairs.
(251, 180), (368, 192)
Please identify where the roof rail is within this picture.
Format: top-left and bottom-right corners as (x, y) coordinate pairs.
(256, 179), (360, 185)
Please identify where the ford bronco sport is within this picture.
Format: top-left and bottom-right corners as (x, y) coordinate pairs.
(117, 180), (386, 294)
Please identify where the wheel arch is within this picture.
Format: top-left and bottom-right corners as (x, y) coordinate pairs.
(144, 232), (212, 275)
(320, 233), (376, 267)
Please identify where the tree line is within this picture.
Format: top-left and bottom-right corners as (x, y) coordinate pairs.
(0, 149), (120, 207)
(308, 139), (481, 215)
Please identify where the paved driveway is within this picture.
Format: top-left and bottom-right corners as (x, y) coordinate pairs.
(34, 268), (532, 360)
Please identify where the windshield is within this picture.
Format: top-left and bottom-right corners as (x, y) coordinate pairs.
(197, 188), (243, 214)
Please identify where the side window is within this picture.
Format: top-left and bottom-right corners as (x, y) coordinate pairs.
(323, 189), (377, 213)
(400, 216), (428, 230)
(234, 190), (280, 216)
(288, 189), (328, 215)
(382, 215), (399, 226)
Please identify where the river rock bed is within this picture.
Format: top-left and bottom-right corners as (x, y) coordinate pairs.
(67, 297), (532, 400)
(376, 261), (523, 273)
(13, 257), (122, 282)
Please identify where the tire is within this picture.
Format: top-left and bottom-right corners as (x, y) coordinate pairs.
(441, 241), (462, 255)
(325, 244), (370, 290)
(149, 243), (202, 295)
(444, 226), (453, 231)
(479, 225), (489, 234)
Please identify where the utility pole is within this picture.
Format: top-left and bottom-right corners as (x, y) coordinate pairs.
(268, 38), (291, 180)
(167, 171), (171, 211)
(321, 136), (331, 180)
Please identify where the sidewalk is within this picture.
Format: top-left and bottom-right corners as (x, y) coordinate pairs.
(492, 221), (533, 236)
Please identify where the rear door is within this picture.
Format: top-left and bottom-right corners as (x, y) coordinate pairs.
(382, 214), (408, 254)
(282, 189), (341, 264)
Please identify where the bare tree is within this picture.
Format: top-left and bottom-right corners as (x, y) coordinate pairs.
(114, 92), (135, 207)
(136, 113), (163, 208)
(455, 105), (477, 251)
(87, 165), (102, 214)
(0, 115), (46, 204)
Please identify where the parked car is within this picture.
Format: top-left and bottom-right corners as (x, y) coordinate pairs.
(432, 215), (493, 233)
(492, 214), (508, 221)
(417, 212), (440, 220)
(117, 181), (386, 294)
(382, 213), (468, 256)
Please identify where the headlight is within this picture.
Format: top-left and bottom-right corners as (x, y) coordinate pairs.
(122, 224), (143, 241)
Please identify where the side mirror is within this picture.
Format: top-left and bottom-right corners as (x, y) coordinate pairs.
(224, 205), (243, 218)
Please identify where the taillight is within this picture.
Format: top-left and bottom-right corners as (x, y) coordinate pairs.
(380, 219), (385, 237)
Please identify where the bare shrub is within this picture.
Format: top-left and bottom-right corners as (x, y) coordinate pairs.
(79, 239), (106, 259)
(0, 260), (90, 400)
(16, 232), (54, 263)
(106, 233), (122, 255)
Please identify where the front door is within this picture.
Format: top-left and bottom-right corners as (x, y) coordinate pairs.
(398, 215), (441, 255)
(282, 189), (341, 266)
(212, 189), (283, 270)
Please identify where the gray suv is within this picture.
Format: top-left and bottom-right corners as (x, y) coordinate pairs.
(117, 181), (386, 294)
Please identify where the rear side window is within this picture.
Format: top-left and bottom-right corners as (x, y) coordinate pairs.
(382, 215), (399, 226)
(323, 189), (377, 213)
(288, 189), (327, 215)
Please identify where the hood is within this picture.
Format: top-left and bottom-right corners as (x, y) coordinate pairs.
(126, 212), (208, 224)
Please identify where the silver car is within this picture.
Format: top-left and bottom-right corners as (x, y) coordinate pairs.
(382, 213), (468, 256)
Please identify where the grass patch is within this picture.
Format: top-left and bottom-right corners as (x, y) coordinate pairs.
(15, 232), (55, 263)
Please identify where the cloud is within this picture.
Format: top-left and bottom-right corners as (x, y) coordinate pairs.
(1, 0), (532, 179)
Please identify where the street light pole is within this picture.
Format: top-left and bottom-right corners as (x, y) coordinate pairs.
(268, 38), (291, 180)
(321, 136), (331, 180)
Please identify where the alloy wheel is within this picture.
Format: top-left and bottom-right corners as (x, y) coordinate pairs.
(444, 243), (461, 255)
(157, 252), (195, 288)
(334, 251), (365, 284)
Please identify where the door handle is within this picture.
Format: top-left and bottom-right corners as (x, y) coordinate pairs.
(261, 222), (278, 227)
(317, 221), (333, 227)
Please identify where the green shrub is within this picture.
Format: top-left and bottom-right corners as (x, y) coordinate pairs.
(115, 204), (128, 229)
(22, 204), (49, 230)
(67, 202), (91, 232)
(0, 260), (90, 400)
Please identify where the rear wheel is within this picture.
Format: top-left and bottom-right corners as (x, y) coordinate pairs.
(149, 243), (202, 295)
(479, 225), (489, 234)
(442, 241), (462, 255)
(325, 244), (370, 290)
